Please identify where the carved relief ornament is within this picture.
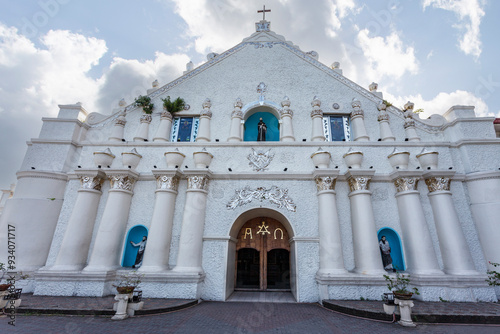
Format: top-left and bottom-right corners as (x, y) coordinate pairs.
(247, 149), (274, 172)
(187, 175), (209, 191)
(347, 176), (371, 192)
(160, 111), (173, 121)
(227, 186), (296, 212)
(377, 113), (389, 122)
(425, 177), (451, 193)
(393, 177), (419, 193)
(140, 114), (152, 124)
(80, 175), (105, 191)
(156, 175), (180, 191)
(315, 176), (337, 192)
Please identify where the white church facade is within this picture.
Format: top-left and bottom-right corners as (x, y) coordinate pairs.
(1, 18), (500, 303)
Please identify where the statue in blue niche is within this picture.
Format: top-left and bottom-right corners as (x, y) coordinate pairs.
(379, 236), (396, 272)
(257, 118), (267, 141)
(130, 236), (147, 268)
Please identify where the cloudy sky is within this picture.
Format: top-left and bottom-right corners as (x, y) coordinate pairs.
(0, 0), (498, 188)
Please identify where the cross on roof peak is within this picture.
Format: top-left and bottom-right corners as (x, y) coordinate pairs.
(258, 5), (271, 21)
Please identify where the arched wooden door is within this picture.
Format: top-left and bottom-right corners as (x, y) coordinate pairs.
(235, 217), (290, 291)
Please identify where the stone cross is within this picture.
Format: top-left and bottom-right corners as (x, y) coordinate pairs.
(258, 5), (271, 20)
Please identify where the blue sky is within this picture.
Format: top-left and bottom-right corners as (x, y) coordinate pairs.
(0, 0), (498, 188)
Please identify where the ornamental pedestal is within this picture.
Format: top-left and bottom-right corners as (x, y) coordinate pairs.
(51, 170), (105, 271)
(84, 170), (139, 271)
(350, 99), (369, 141)
(346, 171), (385, 275)
(153, 111), (173, 142)
(280, 97), (295, 142)
(228, 99), (243, 142)
(391, 171), (442, 275)
(314, 171), (347, 275)
(139, 171), (180, 272)
(172, 171), (211, 274)
(196, 99), (212, 142)
(424, 172), (477, 275)
(109, 114), (127, 142)
(377, 104), (395, 141)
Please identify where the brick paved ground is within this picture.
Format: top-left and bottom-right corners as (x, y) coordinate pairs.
(2, 301), (500, 333)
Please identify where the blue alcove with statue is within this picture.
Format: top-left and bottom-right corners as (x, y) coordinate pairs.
(377, 227), (405, 271)
(122, 225), (148, 267)
(244, 110), (280, 142)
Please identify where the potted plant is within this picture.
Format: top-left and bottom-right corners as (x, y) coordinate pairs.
(113, 271), (144, 294)
(384, 271), (419, 300)
(486, 261), (500, 287)
(0, 262), (9, 291)
(161, 96), (185, 114)
(0, 262), (29, 291)
(135, 95), (154, 114)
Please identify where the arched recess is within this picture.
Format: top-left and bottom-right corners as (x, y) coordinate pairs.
(242, 102), (281, 142)
(226, 207), (296, 300)
(377, 227), (406, 271)
(121, 225), (148, 267)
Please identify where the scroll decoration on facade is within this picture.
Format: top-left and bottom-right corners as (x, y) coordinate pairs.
(80, 175), (104, 191)
(425, 177), (451, 193)
(347, 176), (371, 192)
(393, 177), (419, 193)
(227, 186), (297, 212)
(247, 148), (274, 172)
(314, 176), (337, 192)
(156, 175), (180, 191)
(109, 175), (135, 191)
(187, 175), (209, 191)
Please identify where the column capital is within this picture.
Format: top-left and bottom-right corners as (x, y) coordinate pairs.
(75, 169), (106, 191)
(105, 169), (140, 192)
(140, 113), (152, 124)
(153, 170), (181, 191)
(314, 175), (337, 192)
(184, 170), (212, 191)
(347, 176), (371, 192)
(422, 170), (455, 193)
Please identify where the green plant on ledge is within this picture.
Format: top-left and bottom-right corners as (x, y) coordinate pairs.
(113, 270), (144, 294)
(135, 95), (154, 114)
(486, 261), (500, 286)
(161, 96), (185, 114)
(384, 271), (419, 299)
(382, 99), (393, 108)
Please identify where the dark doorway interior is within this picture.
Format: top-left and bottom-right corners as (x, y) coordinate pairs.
(236, 248), (260, 289)
(267, 248), (290, 290)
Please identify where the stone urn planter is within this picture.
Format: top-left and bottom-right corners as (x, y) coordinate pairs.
(0, 283), (11, 291)
(116, 286), (135, 294)
(93, 148), (115, 168)
(193, 149), (213, 168)
(122, 148), (142, 169)
(416, 148), (439, 170)
(343, 148), (363, 169)
(393, 292), (413, 300)
(388, 148), (410, 170)
(310, 148), (331, 168)
(164, 149), (185, 168)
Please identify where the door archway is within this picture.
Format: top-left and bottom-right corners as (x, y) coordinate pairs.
(235, 217), (290, 291)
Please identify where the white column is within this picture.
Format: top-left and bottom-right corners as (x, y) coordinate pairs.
(139, 171), (180, 272)
(350, 98), (369, 141)
(377, 103), (395, 141)
(280, 97), (295, 142)
(133, 113), (152, 142)
(391, 172), (442, 275)
(346, 171), (385, 275)
(153, 111), (173, 142)
(51, 170), (106, 271)
(228, 99), (243, 142)
(403, 102), (420, 142)
(465, 172), (500, 271)
(84, 170), (139, 271)
(311, 97), (325, 142)
(109, 113), (127, 142)
(196, 98), (212, 142)
(172, 172), (211, 274)
(424, 172), (477, 275)
(314, 172), (347, 275)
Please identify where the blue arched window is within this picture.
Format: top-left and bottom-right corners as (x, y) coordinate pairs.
(377, 227), (406, 271)
(122, 225), (148, 267)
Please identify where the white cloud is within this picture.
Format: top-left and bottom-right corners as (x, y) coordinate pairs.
(423, 0), (485, 59)
(384, 89), (493, 117)
(357, 29), (418, 81)
(326, 0), (357, 38)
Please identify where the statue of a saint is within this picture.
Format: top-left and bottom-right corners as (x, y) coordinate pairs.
(131, 236), (147, 268)
(379, 236), (396, 272)
(257, 118), (267, 141)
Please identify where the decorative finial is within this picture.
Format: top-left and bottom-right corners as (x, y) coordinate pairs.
(118, 98), (126, 107)
(152, 79), (159, 88)
(258, 5), (271, 20)
(369, 82), (378, 92)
